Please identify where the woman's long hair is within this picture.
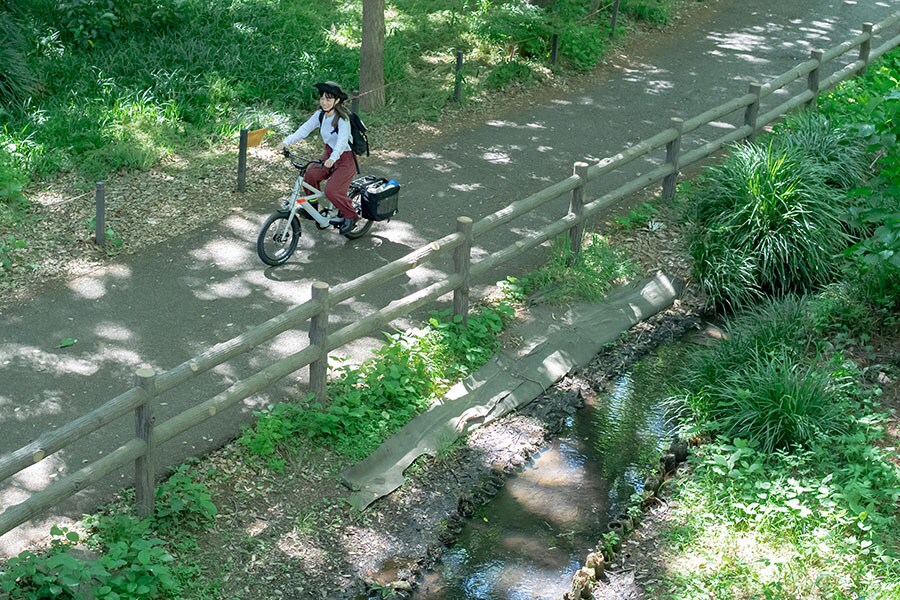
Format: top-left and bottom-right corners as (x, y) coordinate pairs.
(327, 95), (350, 132)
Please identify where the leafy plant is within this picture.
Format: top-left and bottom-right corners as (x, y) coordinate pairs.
(600, 530), (620, 560)
(0, 524), (179, 599)
(0, 145), (30, 227)
(612, 201), (659, 231)
(558, 20), (609, 70)
(84, 218), (124, 251)
(239, 302), (513, 462)
(0, 233), (27, 273)
(58, 0), (121, 48)
(153, 466), (218, 532)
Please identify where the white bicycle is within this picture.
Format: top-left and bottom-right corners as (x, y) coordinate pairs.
(256, 150), (374, 266)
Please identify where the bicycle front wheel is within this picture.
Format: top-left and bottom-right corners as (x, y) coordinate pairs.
(257, 213), (300, 266)
(342, 190), (374, 240)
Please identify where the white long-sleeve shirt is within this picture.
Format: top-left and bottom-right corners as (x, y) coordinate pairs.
(281, 109), (352, 163)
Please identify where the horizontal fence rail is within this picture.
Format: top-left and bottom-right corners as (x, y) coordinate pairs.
(3, 11), (899, 541)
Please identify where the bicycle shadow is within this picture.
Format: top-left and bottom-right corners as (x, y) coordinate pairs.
(260, 234), (417, 283)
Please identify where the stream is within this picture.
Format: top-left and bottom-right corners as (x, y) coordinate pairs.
(412, 349), (678, 599)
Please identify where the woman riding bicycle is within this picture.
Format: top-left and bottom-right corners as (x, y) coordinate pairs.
(275, 81), (359, 235)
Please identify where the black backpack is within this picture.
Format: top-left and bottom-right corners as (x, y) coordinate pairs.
(318, 110), (370, 157)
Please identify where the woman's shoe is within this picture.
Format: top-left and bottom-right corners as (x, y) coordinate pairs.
(339, 217), (357, 235)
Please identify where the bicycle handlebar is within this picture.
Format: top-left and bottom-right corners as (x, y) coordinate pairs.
(282, 149), (323, 171)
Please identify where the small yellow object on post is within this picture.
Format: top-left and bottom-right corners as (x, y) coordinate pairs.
(246, 127), (268, 147)
(237, 127), (269, 192)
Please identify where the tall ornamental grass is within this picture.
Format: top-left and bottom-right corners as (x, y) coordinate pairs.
(686, 141), (852, 310)
(776, 111), (869, 189)
(671, 297), (851, 452)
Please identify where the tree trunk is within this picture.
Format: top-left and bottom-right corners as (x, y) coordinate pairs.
(359, 0), (385, 113)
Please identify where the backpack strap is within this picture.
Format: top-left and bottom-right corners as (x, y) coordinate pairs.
(319, 110), (355, 169)
(317, 110), (338, 134)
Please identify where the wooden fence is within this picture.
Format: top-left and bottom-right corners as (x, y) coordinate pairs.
(2, 12), (899, 539)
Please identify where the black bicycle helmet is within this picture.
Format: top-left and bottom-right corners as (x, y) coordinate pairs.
(313, 81), (348, 101)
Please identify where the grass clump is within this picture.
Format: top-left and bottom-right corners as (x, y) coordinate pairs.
(662, 293), (900, 598)
(511, 233), (640, 303)
(670, 297), (850, 452)
(685, 140), (854, 310)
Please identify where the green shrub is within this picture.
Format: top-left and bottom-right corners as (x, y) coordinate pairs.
(559, 21), (608, 70)
(58, 0), (121, 47)
(468, 1), (550, 59)
(621, 0), (672, 25)
(483, 60), (541, 90)
(0, 524), (179, 599)
(153, 466), (218, 532)
(686, 141), (850, 310)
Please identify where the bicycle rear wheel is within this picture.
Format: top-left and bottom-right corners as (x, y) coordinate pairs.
(257, 213), (300, 266)
(342, 189), (374, 239)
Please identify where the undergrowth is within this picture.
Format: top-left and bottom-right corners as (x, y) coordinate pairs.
(0, 466), (220, 599)
(238, 302), (514, 465)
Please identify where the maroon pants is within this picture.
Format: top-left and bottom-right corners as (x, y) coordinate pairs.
(303, 146), (358, 220)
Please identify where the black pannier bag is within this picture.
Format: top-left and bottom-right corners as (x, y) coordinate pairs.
(352, 176), (400, 221)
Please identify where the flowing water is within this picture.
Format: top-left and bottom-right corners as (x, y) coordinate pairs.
(413, 350), (678, 599)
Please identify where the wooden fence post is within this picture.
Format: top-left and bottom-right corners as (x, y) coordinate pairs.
(568, 163), (588, 262)
(858, 23), (873, 76)
(662, 118), (683, 202)
(550, 34), (559, 65)
(453, 217), (473, 324)
(133, 367), (156, 518)
(806, 49), (823, 110)
(237, 128), (248, 192)
(454, 51), (464, 102)
(94, 182), (105, 246)
(308, 281), (330, 402)
(744, 82), (762, 142)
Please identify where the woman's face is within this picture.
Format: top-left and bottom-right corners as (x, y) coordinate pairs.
(319, 93), (338, 112)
